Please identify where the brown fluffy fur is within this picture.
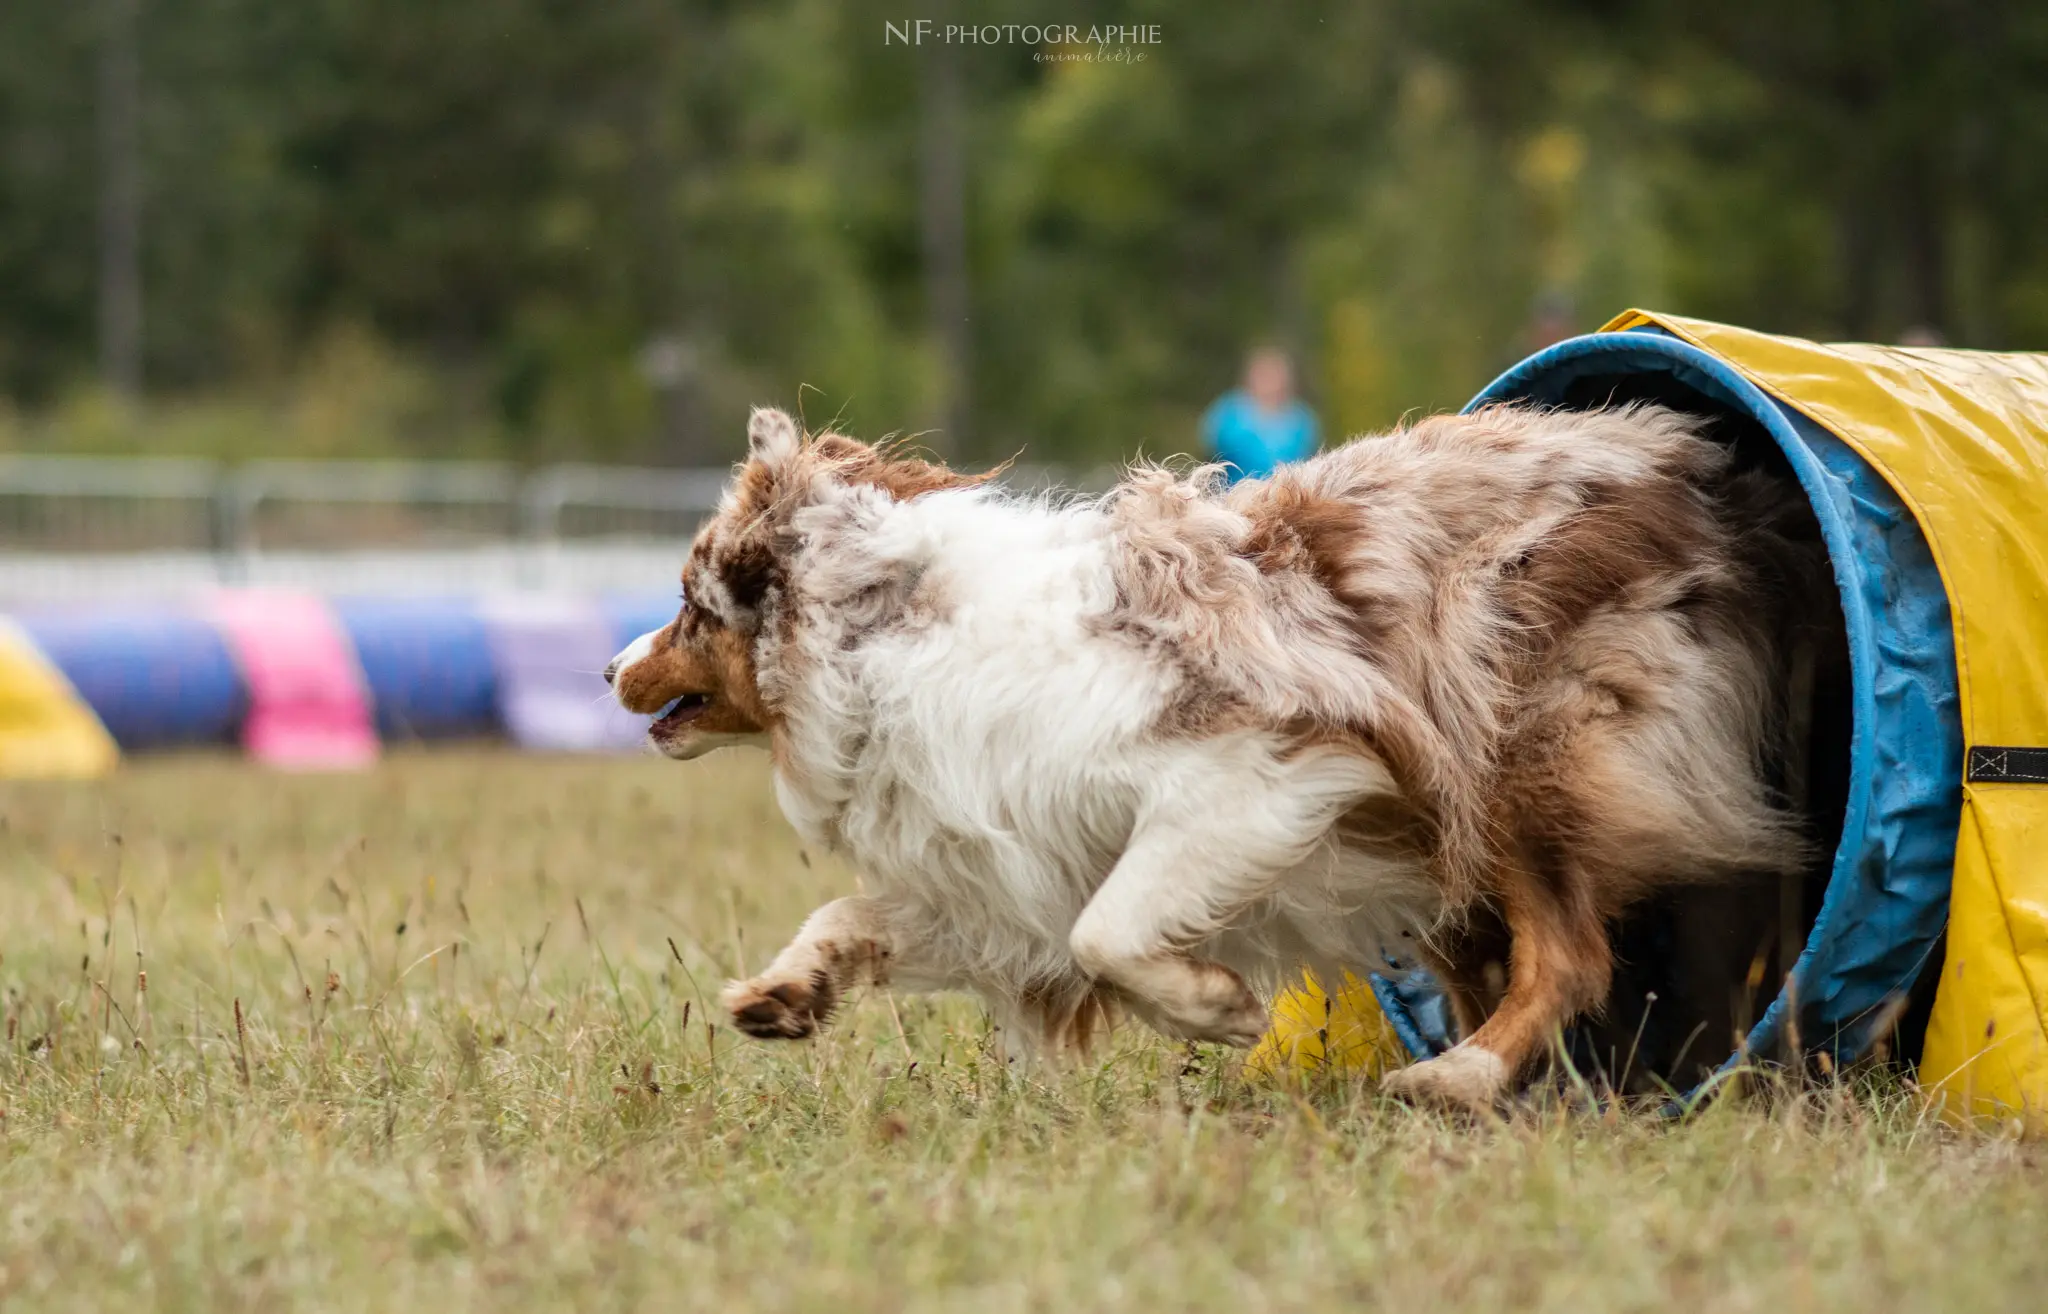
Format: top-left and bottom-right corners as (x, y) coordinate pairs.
(610, 403), (1830, 1108)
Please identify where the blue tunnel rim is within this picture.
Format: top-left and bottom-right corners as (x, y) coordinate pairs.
(1358, 328), (1961, 1090)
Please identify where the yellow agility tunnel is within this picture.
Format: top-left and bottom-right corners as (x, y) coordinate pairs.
(1256, 311), (2048, 1126)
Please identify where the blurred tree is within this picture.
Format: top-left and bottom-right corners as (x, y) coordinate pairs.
(0, 0), (2042, 463)
(97, 0), (142, 400)
(1600, 0), (2048, 345)
(0, 3), (99, 405)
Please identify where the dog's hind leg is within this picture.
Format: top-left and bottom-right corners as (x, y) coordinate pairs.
(1384, 865), (1612, 1112)
(1068, 742), (1389, 1048)
(722, 895), (910, 1040)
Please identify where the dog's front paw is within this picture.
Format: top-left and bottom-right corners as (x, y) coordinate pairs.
(1158, 961), (1270, 1049)
(721, 972), (836, 1040)
(1380, 1044), (1509, 1114)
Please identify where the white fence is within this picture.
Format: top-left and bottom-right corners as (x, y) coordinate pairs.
(0, 454), (722, 601)
(0, 453), (1100, 602)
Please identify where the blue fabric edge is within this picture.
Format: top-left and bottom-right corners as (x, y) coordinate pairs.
(1369, 971), (1450, 1061)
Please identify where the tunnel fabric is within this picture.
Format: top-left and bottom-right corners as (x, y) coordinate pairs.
(14, 605), (247, 748)
(0, 617), (119, 778)
(1601, 311), (2048, 1124)
(207, 589), (380, 769)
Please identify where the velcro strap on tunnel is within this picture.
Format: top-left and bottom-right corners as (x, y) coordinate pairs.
(1967, 746), (2048, 784)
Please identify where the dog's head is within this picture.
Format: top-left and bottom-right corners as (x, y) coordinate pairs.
(607, 406), (983, 759)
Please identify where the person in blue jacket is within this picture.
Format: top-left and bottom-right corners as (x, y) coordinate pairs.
(1200, 347), (1319, 481)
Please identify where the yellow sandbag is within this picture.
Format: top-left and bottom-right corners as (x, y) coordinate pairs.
(1246, 970), (1408, 1082)
(1604, 310), (2048, 1127)
(0, 618), (118, 779)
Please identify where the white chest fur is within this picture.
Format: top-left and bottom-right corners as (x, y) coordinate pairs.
(766, 491), (1441, 1001)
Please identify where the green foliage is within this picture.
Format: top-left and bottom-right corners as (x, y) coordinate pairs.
(0, 1), (2043, 464)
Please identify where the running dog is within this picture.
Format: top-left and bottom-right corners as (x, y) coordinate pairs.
(606, 405), (1821, 1109)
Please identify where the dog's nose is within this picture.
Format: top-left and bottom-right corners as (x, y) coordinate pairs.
(602, 659), (619, 687)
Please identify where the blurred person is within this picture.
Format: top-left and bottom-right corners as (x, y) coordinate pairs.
(1200, 347), (1318, 481)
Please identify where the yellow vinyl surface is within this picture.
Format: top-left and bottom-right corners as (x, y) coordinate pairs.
(1245, 970), (1407, 1083)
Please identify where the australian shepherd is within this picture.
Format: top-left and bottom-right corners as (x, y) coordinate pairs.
(607, 404), (1822, 1109)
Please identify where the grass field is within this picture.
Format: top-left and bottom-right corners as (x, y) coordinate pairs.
(2, 750), (2044, 1312)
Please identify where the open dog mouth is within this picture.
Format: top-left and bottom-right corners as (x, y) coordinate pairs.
(651, 693), (712, 731)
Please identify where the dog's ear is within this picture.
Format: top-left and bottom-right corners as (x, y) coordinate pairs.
(691, 408), (806, 633)
(747, 407), (801, 466)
